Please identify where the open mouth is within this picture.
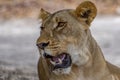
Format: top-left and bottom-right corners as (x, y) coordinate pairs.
(44, 52), (72, 70)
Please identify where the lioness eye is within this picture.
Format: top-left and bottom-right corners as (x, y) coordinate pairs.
(57, 22), (67, 28)
(55, 22), (67, 31)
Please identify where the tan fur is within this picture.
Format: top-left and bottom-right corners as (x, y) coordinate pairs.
(37, 1), (120, 80)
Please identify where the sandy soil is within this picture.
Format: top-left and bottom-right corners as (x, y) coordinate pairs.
(0, 16), (120, 80)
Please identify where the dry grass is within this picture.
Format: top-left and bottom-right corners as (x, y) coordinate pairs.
(0, 0), (120, 19)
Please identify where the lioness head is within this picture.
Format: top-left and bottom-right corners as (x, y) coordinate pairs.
(37, 1), (97, 75)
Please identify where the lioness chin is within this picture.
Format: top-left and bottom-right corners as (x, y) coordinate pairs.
(36, 1), (120, 80)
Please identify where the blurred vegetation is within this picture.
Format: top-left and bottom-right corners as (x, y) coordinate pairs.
(0, 0), (120, 19)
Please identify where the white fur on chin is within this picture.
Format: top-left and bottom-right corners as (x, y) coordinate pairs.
(53, 67), (71, 75)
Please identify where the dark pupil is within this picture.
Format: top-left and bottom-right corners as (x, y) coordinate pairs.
(58, 22), (66, 27)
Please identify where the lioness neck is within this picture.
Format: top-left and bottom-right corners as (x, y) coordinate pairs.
(77, 29), (111, 79)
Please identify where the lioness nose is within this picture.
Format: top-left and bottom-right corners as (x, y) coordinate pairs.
(36, 42), (49, 49)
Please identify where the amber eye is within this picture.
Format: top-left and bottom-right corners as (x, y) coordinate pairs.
(58, 22), (66, 27)
(55, 22), (67, 30)
(57, 22), (67, 27)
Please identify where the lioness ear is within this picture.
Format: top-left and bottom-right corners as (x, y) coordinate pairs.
(39, 8), (51, 20)
(75, 1), (97, 25)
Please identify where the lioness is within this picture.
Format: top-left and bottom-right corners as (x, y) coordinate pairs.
(36, 1), (120, 80)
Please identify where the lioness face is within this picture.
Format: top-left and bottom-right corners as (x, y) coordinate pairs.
(37, 1), (97, 75)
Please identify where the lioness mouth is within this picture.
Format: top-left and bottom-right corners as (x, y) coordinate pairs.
(44, 52), (72, 70)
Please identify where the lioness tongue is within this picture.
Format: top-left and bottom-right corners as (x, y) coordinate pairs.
(51, 54), (66, 63)
(52, 57), (59, 63)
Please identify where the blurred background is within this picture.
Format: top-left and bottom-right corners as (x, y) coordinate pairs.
(0, 0), (120, 80)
